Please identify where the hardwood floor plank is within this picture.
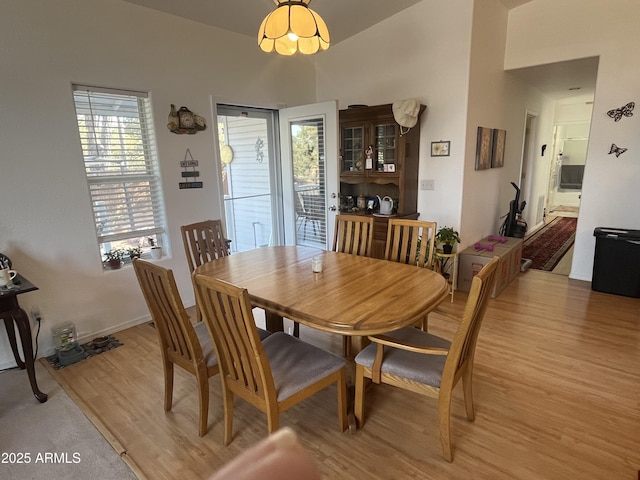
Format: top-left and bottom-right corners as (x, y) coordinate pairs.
(43, 270), (640, 479)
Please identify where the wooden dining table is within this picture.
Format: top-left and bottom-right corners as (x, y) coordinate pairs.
(194, 245), (449, 431)
(194, 245), (448, 340)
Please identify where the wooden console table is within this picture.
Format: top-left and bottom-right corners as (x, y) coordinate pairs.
(1, 273), (48, 402)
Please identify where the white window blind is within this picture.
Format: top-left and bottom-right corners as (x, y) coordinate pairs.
(72, 85), (166, 247)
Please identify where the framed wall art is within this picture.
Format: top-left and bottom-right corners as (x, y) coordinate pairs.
(475, 127), (492, 170)
(491, 129), (506, 168)
(431, 141), (450, 157)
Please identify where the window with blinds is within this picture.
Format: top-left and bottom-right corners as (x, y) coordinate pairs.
(72, 85), (166, 262)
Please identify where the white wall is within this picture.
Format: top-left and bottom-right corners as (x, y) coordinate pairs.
(315, 0), (475, 235)
(0, 0), (317, 366)
(462, 0), (523, 245)
(506, 0), (640, 281)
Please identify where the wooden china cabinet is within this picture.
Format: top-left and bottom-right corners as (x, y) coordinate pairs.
(339, 103), (426, 258)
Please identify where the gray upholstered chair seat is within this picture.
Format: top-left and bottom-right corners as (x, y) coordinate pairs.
(194, 320), (270, 368)
(355, 327), (451, 388)
(263, 332), (346, 401)
(193, 321), (218, 367)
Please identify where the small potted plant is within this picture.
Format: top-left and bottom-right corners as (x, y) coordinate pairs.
(127, 246), (142, 260)
(148, 237), (162, 259)
(103, 249), (124, 270)
(436, 226), (461, 254)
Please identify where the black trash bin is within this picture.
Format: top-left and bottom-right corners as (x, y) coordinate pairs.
(592, 227), (640, 297)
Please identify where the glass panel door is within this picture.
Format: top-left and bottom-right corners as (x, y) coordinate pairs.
(279, 101), (339, 250)
(216, 105), (282, 252)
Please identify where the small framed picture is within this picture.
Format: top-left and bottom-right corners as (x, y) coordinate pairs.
(431, 141), (450, 157)
(383, 163), (396, 172)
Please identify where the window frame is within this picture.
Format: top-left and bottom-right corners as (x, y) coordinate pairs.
(72, 84), (166, 264)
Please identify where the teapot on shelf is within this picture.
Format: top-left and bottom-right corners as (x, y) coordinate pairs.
(377, 195), (394, 215)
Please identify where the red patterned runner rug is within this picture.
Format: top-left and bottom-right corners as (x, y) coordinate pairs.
(522, 216), (577, 271)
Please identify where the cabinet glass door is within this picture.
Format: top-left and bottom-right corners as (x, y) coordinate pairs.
(373, 123), (397, 172)
(341, 124), (364, 173)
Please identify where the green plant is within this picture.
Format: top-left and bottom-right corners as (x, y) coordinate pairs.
(103, 249), (125, 261)
(127, 246), (141, 259)
(436, 226), (461, 246)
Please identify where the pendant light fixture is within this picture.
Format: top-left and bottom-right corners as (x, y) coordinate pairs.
(258, 0), (330, 56)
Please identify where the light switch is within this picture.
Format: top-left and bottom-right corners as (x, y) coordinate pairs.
(420, 179), (435, 190)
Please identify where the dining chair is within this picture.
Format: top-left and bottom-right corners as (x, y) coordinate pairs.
(353, 256), (500, 462)
(132, 258), (219, 437)
(180, 219), (230, 323)
(133, 259), (272, 437)
(333, 213), (374, 356)
(332, 214), (374, 257)
(192, 274), (348, 445)
(385, 218), (438, 330)
(180, 219), (230, 274)
(295, 191), (322, 240)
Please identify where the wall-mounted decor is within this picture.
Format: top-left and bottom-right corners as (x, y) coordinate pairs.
(491, 129), (506, 168)
(475, 127), (492, 170)
(431, 141), (450, 157)
(606, 101), (634, 122)
(167, 104), (207, 134)
(608, 143), (628, 157)
(255, 137), (265, 163)
(179, 148), (203, 189)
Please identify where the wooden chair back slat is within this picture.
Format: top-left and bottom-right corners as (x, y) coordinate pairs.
(134, 260), (200, 364)
(333, 214), (374, 257)
(385, 219), (437, 268)
(194, 276), (272, 401)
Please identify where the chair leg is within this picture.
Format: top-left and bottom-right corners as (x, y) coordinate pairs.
(462, 366), (475, 422)
(336, 369), (348, 432)
(222, 388), (234, 446)
(354, 364), (366, 428)
(266, 403), (280, 434)
(438, 390), (454, 462)
(163, 360), (174, 412)
(196, 372), (209, 437)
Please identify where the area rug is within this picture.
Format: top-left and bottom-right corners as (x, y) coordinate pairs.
(522, 216), (577, 271)
(45, 335), (123, 369)
(550, 205), (579, 214)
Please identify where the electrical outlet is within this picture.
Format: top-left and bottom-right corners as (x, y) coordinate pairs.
(30, 306), (42, 325)
(420, 179), (435, 190)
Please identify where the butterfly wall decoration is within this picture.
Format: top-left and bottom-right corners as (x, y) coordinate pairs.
(607, 102), (634, 122)
(608, 143), (627, 157)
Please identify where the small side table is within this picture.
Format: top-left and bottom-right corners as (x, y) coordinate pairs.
(435, 250), (457, 303)
(0, 273), (48, 403)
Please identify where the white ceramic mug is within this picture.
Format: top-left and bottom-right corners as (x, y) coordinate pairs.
(0, 268), (17, 287)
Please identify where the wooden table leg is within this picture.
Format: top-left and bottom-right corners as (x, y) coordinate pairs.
(264, 310), (284, 333)
(2, 315), (25, 369)
(3, 308), (48, 403)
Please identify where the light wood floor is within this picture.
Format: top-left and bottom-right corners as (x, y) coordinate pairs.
(43, 270), (640, 480)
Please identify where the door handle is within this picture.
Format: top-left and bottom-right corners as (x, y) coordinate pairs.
(328, 205), (337, 211)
